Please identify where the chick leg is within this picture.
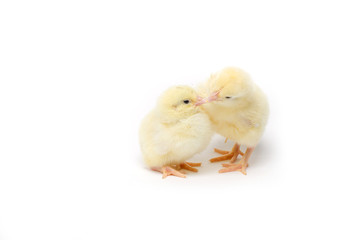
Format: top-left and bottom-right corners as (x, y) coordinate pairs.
(219, 147), (255, 175)
(151, 166), (187, 179)
(210, 143), (244, 163)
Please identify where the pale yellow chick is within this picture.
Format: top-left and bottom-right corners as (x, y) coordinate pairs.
(139, 86), (213, 178)
(198, 67), (269, 174)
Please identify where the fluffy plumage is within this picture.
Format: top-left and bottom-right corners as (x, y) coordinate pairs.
(198, 67), (269, 174)
(139, 86), (213, 178)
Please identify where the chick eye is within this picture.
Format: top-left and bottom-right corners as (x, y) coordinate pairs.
(183, 100), (190, 104)
(225, 96), (232, 99)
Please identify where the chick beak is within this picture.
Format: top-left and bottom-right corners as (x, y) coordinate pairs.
(207, 90), (220, 102)
(194, 91), (220, 106)
(195, 96), (207, 106)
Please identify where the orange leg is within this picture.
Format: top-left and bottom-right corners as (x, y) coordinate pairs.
(219, 147), (255, 175)
(210, 143), (244, 163)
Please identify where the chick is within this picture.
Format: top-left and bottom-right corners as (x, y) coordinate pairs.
(139, 86), (213, 178)
(197, 67), (269, 174)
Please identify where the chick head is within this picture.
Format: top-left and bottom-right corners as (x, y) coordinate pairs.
(156, 86), (203, 122)
(202, 67), (254, 106)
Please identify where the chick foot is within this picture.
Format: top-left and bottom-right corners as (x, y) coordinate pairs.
(210, 143), (244, 163)
(218, 147), (254, 175)
(219, 162), (248, 175)
(151, 166), (186, 179)
(151, 162), (201, 179)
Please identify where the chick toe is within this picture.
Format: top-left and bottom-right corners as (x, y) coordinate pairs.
(184, 162), (202, 167)
(214, 148), (229, 155)
(209, 152), (234, 162)
(162, 166), (187, 179)
(219, 162), (247, 175)
(179, 162), (201, 172)
(151, 166), (187, 179)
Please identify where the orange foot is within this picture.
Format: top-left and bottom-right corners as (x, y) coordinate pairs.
(210, 143), (244, 163)
(151, 166), (186, 179)
(151, 162), (202, 179)
(218, 147), (254, 175)
(219, 161), (248, 175)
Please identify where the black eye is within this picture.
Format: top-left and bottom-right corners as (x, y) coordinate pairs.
(225, 96), (232, 99)
(183, 100), (190, 104)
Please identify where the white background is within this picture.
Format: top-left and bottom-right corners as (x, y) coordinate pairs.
(1, 0), (361, 239)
